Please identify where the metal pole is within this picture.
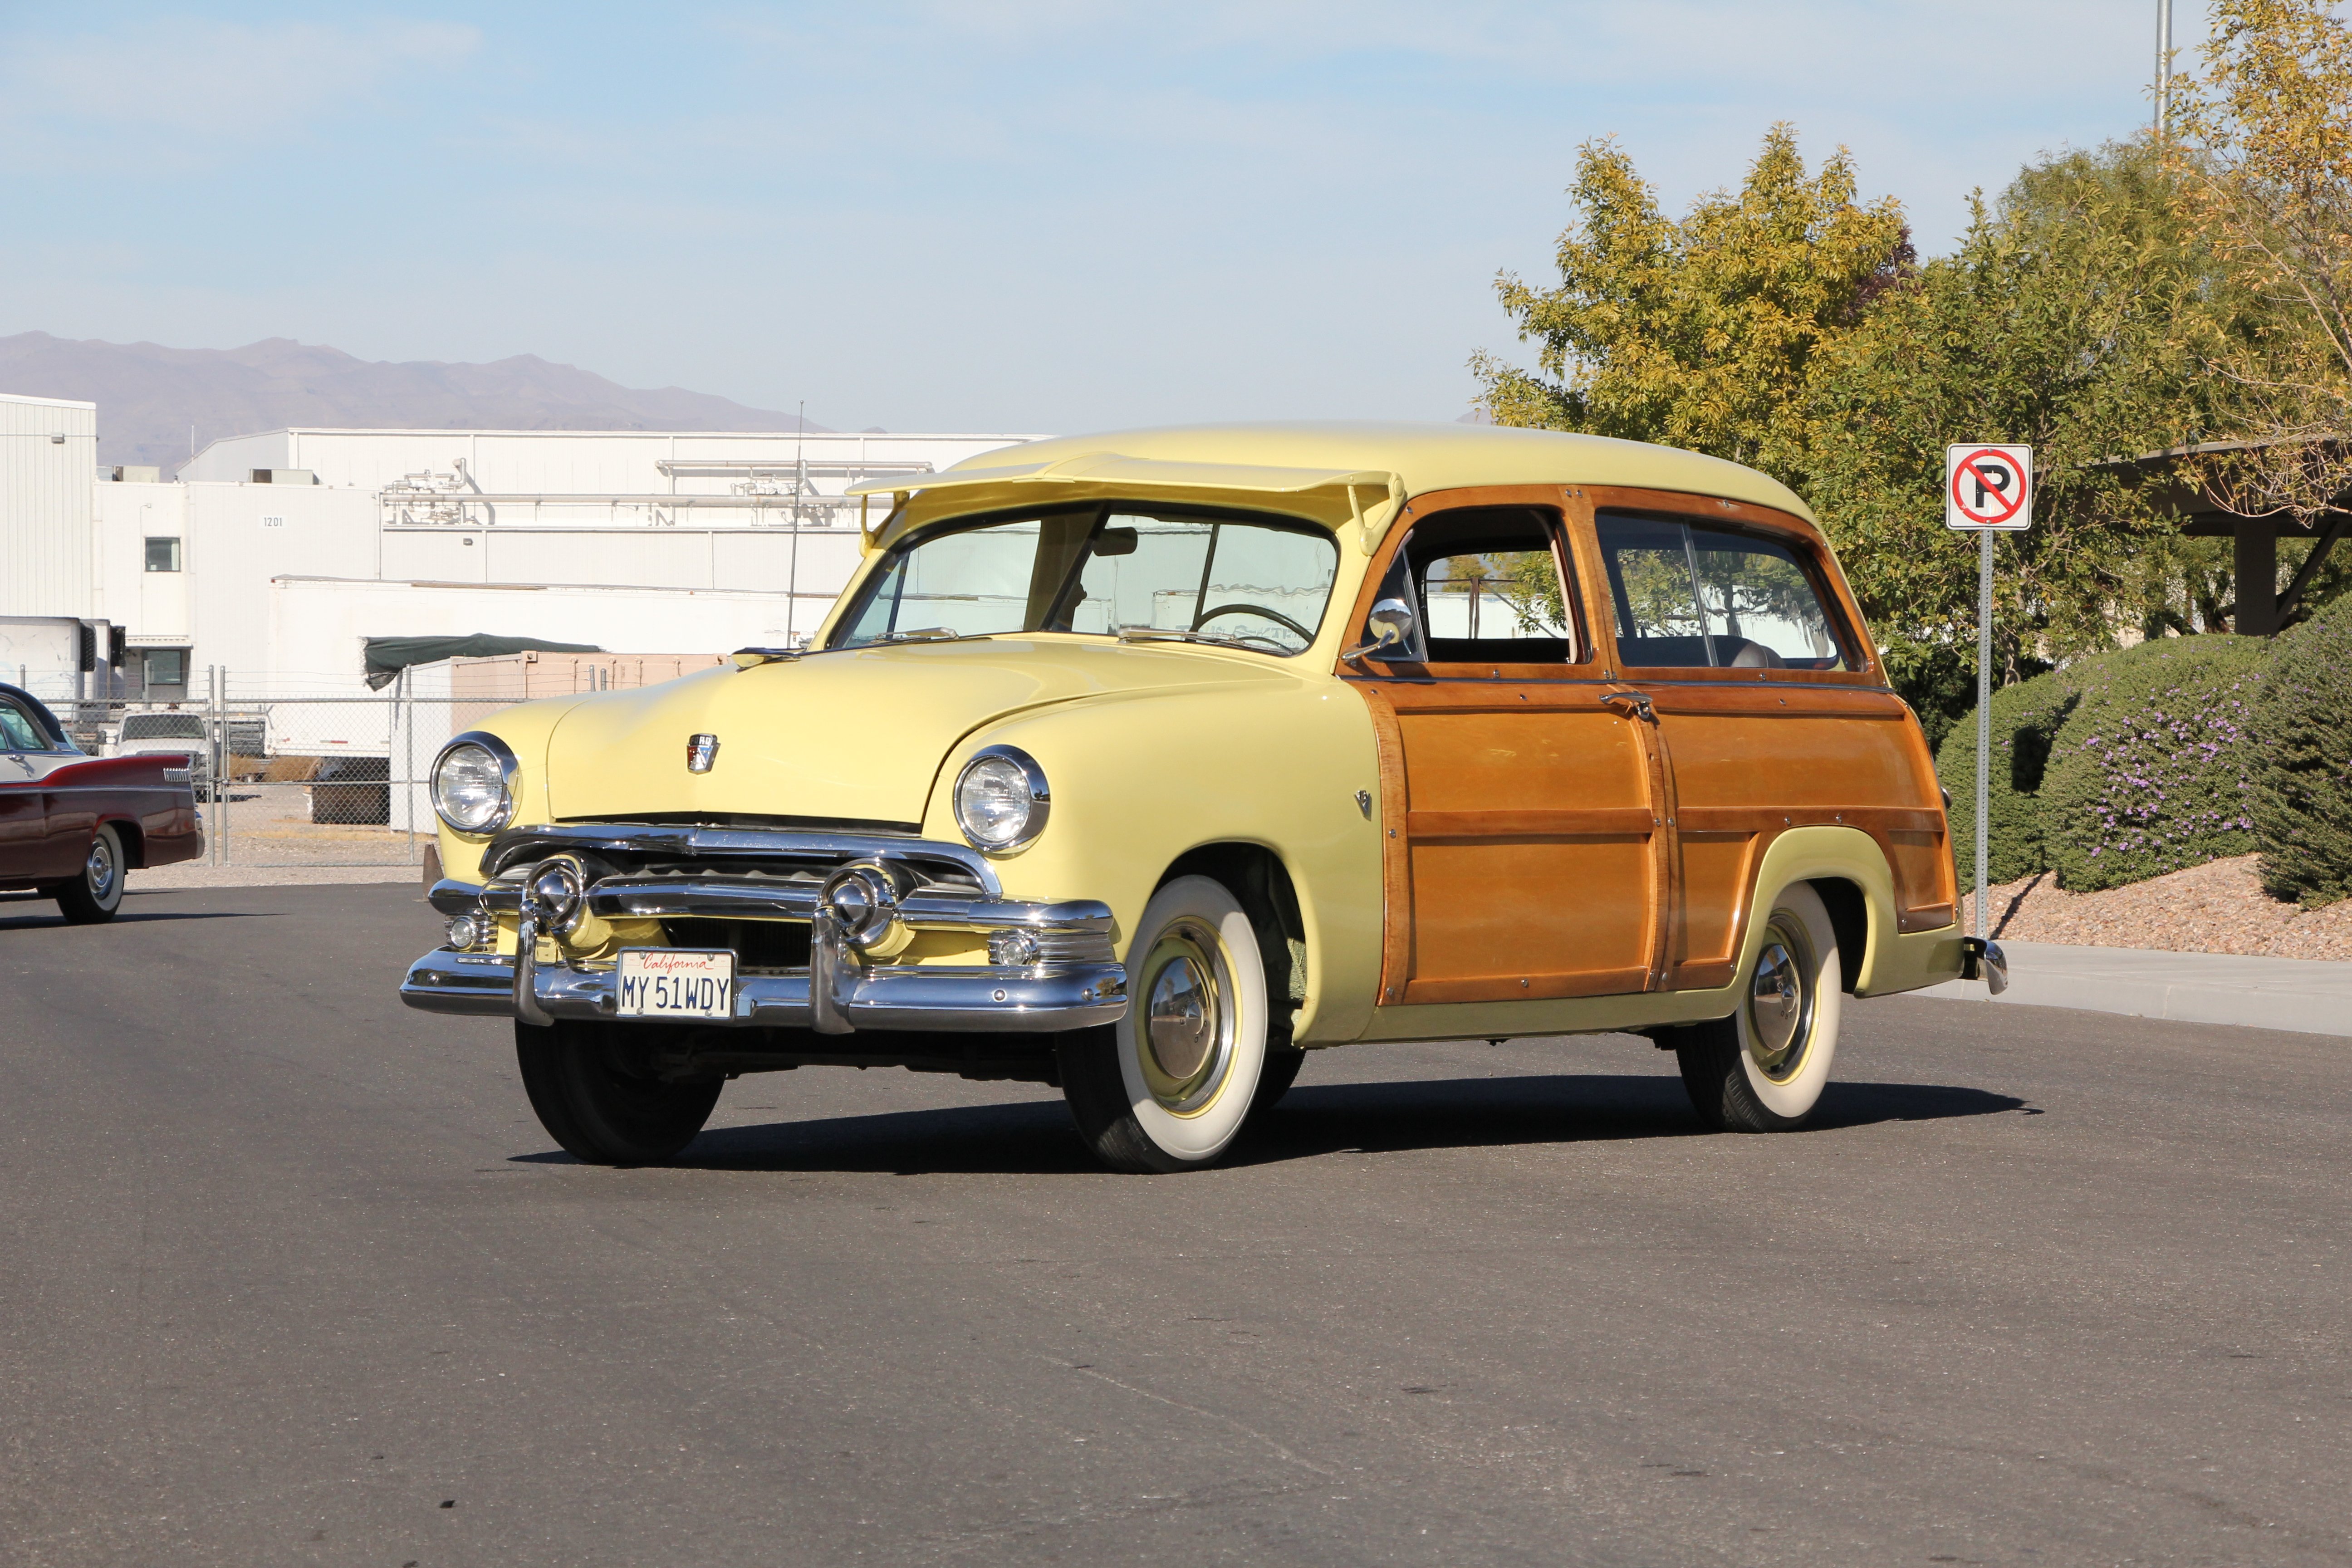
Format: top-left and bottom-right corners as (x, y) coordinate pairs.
(1975, 531), (1993, 940)
(208, 665), (222, 866)
(787, 401), (806, 644)
(2156, 0), (2173, 136)
(402, 666), (416, 863)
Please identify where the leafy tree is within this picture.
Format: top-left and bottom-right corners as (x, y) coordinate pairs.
(1806, 142), (2225, 689)
(2172, 0), (2352, 528)
(1476, 131), (2238, 738)
(1473, 126), (1908, 491)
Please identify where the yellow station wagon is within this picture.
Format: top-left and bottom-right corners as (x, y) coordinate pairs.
(401, 424), (1996, 1172)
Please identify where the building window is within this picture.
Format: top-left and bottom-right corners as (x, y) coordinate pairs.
(144, 537), (182, 573)
(143, 649), (188, 688)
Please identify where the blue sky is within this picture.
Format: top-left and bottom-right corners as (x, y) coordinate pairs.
(0, 2), (2205, 433)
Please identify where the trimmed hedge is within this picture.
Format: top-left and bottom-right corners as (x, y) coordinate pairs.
(2040, 637), (2270, 892)
(1935, 666), (2084, 885)
(2253, 593), (2352, 906)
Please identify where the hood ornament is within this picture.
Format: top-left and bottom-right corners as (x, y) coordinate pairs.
(686, 733), (720, 774)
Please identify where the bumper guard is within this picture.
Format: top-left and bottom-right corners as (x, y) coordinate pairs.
(403, 847), (1127, 1033)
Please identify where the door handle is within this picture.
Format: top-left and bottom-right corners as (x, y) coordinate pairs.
(1601, 690), (1655, 723)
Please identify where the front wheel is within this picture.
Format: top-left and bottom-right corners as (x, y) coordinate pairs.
(53, 824), (126, 925)
(1675, 881), (1842, 1132)
(515, 1019), (722, 1164)
(1058, 875), (1269, 1173)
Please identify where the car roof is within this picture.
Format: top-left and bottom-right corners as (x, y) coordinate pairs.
(938, 422), (1817, 525)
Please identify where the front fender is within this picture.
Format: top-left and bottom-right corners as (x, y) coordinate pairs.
(925, 676), (1387, 1045)
(431, 696), (593, 884)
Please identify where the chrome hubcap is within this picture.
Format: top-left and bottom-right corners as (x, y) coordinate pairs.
(1746, 918), (1814, 1081)
(1138, 919), (1234, 1115)
(85, 837), (116, 901)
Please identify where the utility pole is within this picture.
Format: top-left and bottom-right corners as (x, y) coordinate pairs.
(785, 400), (806, 644)
(2156, 0), (2174, 136)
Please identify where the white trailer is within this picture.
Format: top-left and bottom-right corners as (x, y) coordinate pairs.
(0, 614), (116, 705)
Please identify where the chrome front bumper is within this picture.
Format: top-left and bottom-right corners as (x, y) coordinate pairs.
(399, 947), (1128, 1031)
(401, 825), (1129, 1033)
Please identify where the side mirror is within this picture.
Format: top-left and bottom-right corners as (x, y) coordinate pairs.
(1342, 597), (1417, 662)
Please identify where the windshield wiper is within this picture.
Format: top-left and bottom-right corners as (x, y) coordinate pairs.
(1116, 626), (1284, 651)
(872, 627), (965, 644)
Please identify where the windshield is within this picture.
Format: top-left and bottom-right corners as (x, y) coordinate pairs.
(832, 505), (1340, 656)
(122, 714), (206, 740)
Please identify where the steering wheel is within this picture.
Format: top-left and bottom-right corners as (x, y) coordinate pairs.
(1194, 603), (1315, 646)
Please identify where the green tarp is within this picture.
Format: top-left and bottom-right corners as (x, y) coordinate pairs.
(362, 634), (604, 689)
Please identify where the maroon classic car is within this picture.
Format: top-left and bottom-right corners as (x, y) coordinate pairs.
(1, 683), (204, 923)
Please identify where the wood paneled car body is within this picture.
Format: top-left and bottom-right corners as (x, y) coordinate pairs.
(1, 683), (204, 922)
(401, 425), (1981, 1172)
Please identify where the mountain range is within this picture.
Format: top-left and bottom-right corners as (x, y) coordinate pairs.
(0, 332), (843, 471)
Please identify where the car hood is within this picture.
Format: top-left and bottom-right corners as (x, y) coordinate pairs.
(541, 638), (1291, 827)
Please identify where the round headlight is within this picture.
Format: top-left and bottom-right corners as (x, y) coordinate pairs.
(954, 746), (1049, 852)
(430, 735), (516, 834)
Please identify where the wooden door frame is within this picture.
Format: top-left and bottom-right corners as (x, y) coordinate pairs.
(1579, 485), (1957, 958)
(1338, 484), (1676, 1004)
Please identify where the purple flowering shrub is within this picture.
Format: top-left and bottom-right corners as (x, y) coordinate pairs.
(2040, 636), (2272, 892)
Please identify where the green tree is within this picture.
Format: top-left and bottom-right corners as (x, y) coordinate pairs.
(1473, 125), (1909, 491)
(1806, 142), (2226, 692)
(1476, 131), (2236, 740)
(2167, 0), (2352, 626)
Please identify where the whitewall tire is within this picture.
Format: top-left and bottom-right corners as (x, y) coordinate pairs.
(52, 823), (126, 925)
(1058, 875), (1269, 1173)
(1675, 880), (1842, 1132)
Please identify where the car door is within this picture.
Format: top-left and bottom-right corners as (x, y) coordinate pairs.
(0, 700), (62, 882)
(1340, 486), (1670, 1006)
(1587, 490), (1955, 990)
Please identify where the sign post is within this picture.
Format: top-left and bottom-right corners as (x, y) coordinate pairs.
(1945, 444), (2033, 947)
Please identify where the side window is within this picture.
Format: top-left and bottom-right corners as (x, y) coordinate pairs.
(0, 703), (51, 752)
(1355, 505), (1582, 666)
(1595, 510), (1848, 671)
(1593, 514), (1707, 666)
(1686, 525), (1848, 670)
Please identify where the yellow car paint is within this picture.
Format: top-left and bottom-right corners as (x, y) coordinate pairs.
(434, 421), (1965, 1044)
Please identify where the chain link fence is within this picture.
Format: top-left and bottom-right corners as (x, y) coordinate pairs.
(54, 684), (439, 869)
(38, 655), (725, 870)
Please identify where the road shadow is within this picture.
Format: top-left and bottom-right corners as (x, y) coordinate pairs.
(0, 903), (280, 931)
(517, 1072), (2030, 1176)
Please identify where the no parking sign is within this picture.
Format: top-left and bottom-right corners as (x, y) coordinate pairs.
(1946, 440), (2032, 956)
(1946, 445), (2033, 531)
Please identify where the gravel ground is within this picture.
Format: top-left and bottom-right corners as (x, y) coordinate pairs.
(1961, 852), (2352, 960)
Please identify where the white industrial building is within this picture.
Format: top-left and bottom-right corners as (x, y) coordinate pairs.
(74, 425), (1039, 701)
(1, 392), (115, 698)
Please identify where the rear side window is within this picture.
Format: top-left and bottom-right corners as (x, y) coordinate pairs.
(1595, 511), (1848, 671)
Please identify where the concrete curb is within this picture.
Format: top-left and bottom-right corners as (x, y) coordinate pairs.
(1913, 940), (2352, 1037)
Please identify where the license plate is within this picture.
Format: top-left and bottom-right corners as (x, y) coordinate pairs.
(615, 949), (735, 1020)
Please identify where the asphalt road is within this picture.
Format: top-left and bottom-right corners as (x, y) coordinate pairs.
(2, 884), (2347, 1568)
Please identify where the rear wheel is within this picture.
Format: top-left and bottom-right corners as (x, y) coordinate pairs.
(1675, 881), (1842, 1132)
(515, 1019), (722, 1164)
(53, 825), (125, 925)
(1058, 876), (1268, 1173)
